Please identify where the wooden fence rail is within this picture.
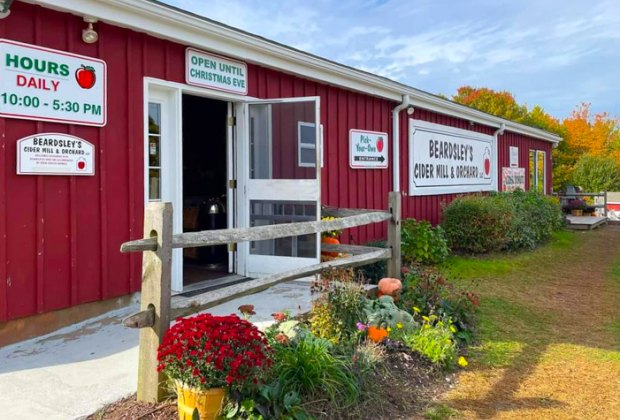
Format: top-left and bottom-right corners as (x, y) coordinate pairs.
(120, 192), (401, 402)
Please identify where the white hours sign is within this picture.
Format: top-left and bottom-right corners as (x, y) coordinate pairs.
(0, 39), (106, 127)
(408, 120), (497, 196)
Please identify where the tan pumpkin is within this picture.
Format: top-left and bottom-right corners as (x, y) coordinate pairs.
(377, 277), (402, 301)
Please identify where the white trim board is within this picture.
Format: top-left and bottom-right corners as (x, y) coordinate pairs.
(26, 0), (561, 144)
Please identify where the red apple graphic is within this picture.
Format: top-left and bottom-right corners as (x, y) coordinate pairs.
(376, 137), (384, 153)
(484, 157), (491, 175)
(75, 65), (96, 89)
(77, 159), (86, 170)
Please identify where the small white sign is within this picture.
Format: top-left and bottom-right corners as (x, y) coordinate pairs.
(0, 39), (106, 126)
(349, 129), (388, 169)
(509, 146), (519, 167)
(502, 167), (525, 191)
(409, 120), (497, 196)
(186, 48), (247, 95)
(17, 133), (95, 176)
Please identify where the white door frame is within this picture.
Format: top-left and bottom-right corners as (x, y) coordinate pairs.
(144, 78), (251, 291)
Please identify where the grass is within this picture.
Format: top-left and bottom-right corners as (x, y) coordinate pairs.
(437, 226), (620, 418)
(424, 404), (460, 419)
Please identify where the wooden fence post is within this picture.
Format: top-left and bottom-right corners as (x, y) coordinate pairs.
(387, 192), (402, 278)
(137, 202), (173, 403)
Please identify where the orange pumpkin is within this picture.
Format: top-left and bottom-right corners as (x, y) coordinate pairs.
(377, 277), (402, 302)
(321, 236), (340, 257)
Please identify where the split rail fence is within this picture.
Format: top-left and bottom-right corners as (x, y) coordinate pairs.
(120, 192), (401, 402)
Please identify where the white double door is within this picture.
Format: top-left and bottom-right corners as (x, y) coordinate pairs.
(148, 84), (320, 289)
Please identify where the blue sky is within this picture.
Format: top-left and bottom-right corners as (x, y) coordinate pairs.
(163, 0), (619, 120)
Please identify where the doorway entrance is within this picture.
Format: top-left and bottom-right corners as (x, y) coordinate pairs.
(182, 94), (230, 285)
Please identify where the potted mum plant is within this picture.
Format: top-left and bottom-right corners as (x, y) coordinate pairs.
(157, 313), (272, 420)
(567, 198), (586, 216)
(320, 216), (342, 258)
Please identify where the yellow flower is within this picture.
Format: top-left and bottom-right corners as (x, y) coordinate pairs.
(437, 321), (444, 327)
(396, 322), (403, 329)
(450, 325), (457, 333)
(422, 316), (430, 322)
(445, 338), (452, 344)
(424, 324), (430, 329)
(386, 326), (392, 332)
(413, 306), (421, 313)
(458, 356), (468, 367)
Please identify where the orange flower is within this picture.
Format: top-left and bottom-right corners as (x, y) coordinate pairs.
(271, 312), (288, 322)
(275, 333), (289, 344)
(367, 325), (389, 343)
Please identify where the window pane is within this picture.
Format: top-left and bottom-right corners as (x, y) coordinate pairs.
(149, 168), (161, 200)
(300, 148), (315, 166)
(249, 101), (316, 179)
(148, 135), (160, 167)
(529, 150), (536, 191)
(149, 103), (161, 134)
(537, 151), (545, 193)
(249, 200), (316, 257)
(299, 123), (316, 144)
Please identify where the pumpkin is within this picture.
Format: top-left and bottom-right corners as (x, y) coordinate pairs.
(377, 277), (402, 302)
(321, 236), (340, 257)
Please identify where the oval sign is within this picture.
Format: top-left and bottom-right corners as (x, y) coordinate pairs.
(16, 132), (95, 176)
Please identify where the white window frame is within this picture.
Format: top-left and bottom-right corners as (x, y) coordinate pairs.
(297, 122), (323, 168)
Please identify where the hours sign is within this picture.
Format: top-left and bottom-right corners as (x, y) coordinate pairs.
(0, 39), (106, 126)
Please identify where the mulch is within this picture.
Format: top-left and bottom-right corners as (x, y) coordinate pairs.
(88, 346), (454, 420)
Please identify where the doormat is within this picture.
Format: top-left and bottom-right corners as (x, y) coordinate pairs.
(178, 277), (252, 297)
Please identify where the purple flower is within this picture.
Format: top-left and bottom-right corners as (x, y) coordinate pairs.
(356, 322), (367, 331)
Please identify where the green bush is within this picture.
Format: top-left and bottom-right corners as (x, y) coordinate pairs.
(399, 267), (478, 344)
(309, 281), (368, 346)
(441, 191), (562, 253)
(363, 295), (416, 330)
(506, 190), (563, 249)
(572, 154), (620, 192)
(403, 314), (458, 368)
(441, 194), (513, 253)
(273, 333), (360, 407)
(401, 219), (449, 265)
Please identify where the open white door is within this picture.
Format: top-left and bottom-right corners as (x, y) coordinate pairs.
(237, 97), (321, 278)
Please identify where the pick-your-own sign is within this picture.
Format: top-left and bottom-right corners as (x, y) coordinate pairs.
(186, 48), (248, 95)
(409, 119), (497, 196)
(349, 129), (388, 169)
(502, 167), (525, 192)
(0, 39), (106, 126)
(17, 133), (95, 176)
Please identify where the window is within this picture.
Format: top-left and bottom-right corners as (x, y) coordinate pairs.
(528, 149), (546, 193)
(297, 122), (323, 168)
(148, 102), (162, 201)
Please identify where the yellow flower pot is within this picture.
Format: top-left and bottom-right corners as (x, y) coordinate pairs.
(175, 381), (226, 420)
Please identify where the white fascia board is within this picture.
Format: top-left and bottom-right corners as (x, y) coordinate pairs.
(27, 0), (562, 145)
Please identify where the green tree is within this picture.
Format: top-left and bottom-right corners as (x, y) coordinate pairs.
(571, 155), (620, 192)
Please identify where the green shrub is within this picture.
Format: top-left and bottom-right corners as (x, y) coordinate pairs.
(309, 281), (368, 346)
(572, 154), (620, 192)
(506, 190), (563, 249)
(399, 267), (478, 344)
(401, 219), (449, 265)
(441, 194), (513, 253)
(273, 333), (360, 407)
(441, 191), (562, 254)
(403, 314), (458, 368)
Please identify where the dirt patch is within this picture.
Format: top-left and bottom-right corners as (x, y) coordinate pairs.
(88, 395), (176, 419)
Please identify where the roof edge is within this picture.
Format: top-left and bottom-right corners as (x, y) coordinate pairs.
(26, 0), (562, 144)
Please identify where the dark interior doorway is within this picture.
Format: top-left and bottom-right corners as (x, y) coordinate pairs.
(182, 94), (228, 286)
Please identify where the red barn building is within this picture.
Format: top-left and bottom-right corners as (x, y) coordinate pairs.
(0, 0), (560, 344)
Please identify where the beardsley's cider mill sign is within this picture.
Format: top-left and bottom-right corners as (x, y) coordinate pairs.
(408, 120), (497, 196)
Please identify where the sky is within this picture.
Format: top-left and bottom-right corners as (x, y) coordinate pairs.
(163, 0), (620, 120)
